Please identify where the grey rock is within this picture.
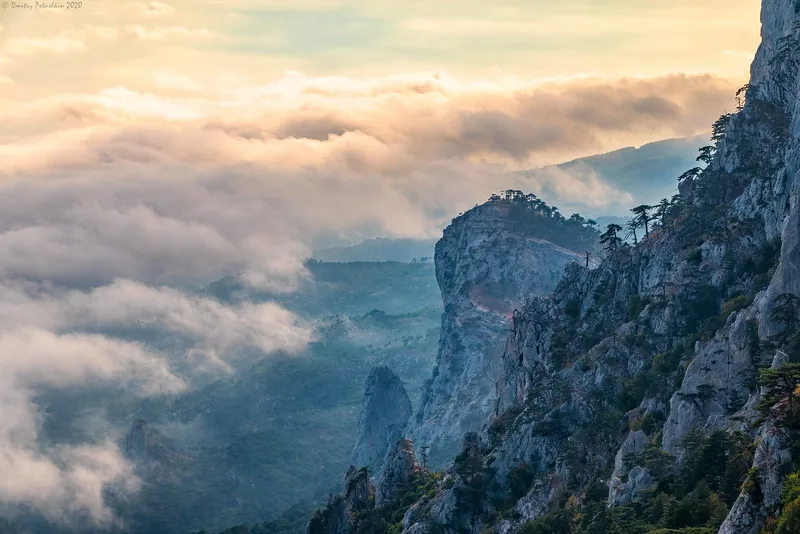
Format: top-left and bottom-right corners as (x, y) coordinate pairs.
(306, 466), (375, 534)
(376, 438), (422, 507)
(350, 366), (413, 477)
(607, 431), (648, 506)
(662, 310), (757, 456)
(718, 420), (793, 534)
(608, 467), (655, 507)
(408, 200), (584, 465)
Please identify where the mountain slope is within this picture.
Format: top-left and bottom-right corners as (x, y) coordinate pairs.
(302, 1), (800, 533)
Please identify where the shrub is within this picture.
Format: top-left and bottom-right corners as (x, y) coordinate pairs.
(627, 295), (651, 321)
(565, 299), (581, 320)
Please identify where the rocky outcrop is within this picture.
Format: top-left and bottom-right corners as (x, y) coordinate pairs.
(608, 431), (652, 506)
(718, 418), (793, 534)
(375, 438), (422, 507)
(122, 419), (151, 462)
(609, 467), (655, 507)
(304, 3), (800, 532)
(662, 309), (759, 457)
(408, 200), (586, 466)
(350, 367), (413, 477)
(307, 466), (375, 534)
(718, 349), (795, 534)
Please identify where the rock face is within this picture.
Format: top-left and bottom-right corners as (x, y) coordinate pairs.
(661, 309), (759, 457)
(375, 438), (422, 507)
(121, 419), (150, 462)
(718, 418), (793, 534)
(307, 466), (375, 534)
(408, 200), (586, 466)
(305, 2), (800, 532)
(350, 367), (413, 477)
(608, 431), (652, 506)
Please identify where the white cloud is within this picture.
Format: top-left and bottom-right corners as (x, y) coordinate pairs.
(131, 1), (176, 17)
(122, 25), (213, 40)
(153, 71), (203, 91)
(0, 276), (310, 523)
(4, 35), (87, 56)
(0, 329), (184, 525)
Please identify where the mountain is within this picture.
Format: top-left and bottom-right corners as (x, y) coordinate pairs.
(299, 1), (800, 533)
(407, 195), (596, 467)
(520, 135), (709, 211)
(350, 367), (413, 478)
(313, 238), (438, 263)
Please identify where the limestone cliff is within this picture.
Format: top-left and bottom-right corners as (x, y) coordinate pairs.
(303, 2), (800, 533)
(397, 0), (800, 530)
(407, 199), (590, 466)
(375, 438), (422, 507)
(350, 366), (413, 477)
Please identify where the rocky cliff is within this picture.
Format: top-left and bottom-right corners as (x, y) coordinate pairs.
(395, 0), (800, 528)
(407, 199), (592, 466)
(304, 2), (800, 533)
(350, 366), (413, 477)
(306, 467), (375, 534)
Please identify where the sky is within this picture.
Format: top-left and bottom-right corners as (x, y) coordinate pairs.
(0, 0), (764, 526)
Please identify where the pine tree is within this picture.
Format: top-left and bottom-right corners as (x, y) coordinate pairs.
(600, 224), (622, 253)
(631, 205), (653, 236)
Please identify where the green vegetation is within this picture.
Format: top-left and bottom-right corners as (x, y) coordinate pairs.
(354, 472), (444, 534)
(486, 190), (600, 253)
(514, 429), (752, 534)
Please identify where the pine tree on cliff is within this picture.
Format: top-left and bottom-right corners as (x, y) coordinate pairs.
(600, 224), (622, 253)
(712, 113), (733, 144)
(655, 198), (671, 226)
(630, 204), (652, 237)
(625, 219), (639, 245)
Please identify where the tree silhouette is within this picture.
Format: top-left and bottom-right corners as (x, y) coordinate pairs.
(678, 167), (702, 185)
(600, 224), (623, 253)
(758, 363), (800, 423)
(655, 198), (672, 226)
(697, 146), (716, 165)
(419, 446), (430, 472)
(631, 204), (653, 236)
(712, 113), (732, 144)
(735, 84), (750, 111)
(625, 219), (640, 245)
(772, 293), (800, 330)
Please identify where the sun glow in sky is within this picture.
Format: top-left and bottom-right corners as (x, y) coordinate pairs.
(1, 0), (761, 88)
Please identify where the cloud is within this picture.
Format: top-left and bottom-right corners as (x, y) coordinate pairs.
(0, 328), (183, 525)
(4, 36), (87, 56)
(0, 276), (310, 523)
(120, 25), (213, 40)
(131, 1), (176, 18)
